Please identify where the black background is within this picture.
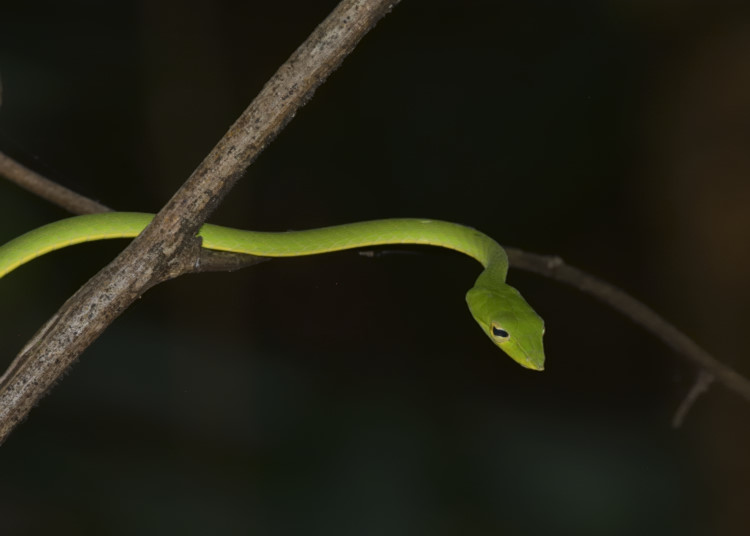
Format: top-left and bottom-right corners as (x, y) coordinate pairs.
(1, 1), (750, 534)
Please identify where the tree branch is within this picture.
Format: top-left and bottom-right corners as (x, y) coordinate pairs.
(0, 151), (112, 214)
(0, 0), (401, 445)
(505, 248), (750, 411)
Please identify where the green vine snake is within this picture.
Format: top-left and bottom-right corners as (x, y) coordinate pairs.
(0, 213), (546, 370)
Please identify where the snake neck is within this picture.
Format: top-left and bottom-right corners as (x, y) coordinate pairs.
(473, 247), (509, 289)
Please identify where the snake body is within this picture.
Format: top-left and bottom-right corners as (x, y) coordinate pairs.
(0, 213), (545, 370)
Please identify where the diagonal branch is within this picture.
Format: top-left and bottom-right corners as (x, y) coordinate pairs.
(0, 0), (401, 445)
(506, 248), (750, 409)
(0, 151), (111, 214)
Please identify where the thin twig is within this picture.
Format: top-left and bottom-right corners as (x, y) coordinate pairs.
(195, 249), (269, 273)
(672, 370), (714, 428)
(0, 0), (401, 445)
(0, 151), (111, 214)
(506, 249), (750, 403)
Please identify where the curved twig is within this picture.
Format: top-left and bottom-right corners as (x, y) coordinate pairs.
(671, 370), (714, 428)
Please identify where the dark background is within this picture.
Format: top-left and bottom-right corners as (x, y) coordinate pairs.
(1, 1), (749, 534)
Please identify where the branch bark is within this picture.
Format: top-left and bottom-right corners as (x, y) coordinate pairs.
(0, 0), (401, 445)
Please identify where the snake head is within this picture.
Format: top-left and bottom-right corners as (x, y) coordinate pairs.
(466, 283), (545, 370)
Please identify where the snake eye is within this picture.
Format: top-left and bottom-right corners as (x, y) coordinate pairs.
(491, 324), (509, 341)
